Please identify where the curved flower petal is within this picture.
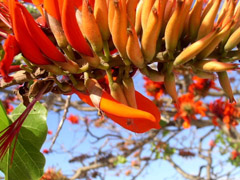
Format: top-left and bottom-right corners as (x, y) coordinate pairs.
(74, 89), (161, 133)
(0, 35), (20, 82)
(18, 3), (66, 62)
(43, 0), (61, 22)
(62, 0), (93, 56)
(32, 0), (44, 15)
(8, 0), (51, 65)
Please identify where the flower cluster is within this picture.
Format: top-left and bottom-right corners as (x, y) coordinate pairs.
(209, 99), (240, 129)
(174, 93), (207, 129)
(40, 168), (67, 180)
(189, 76), (219, 96)
(143, 76), (165, 100)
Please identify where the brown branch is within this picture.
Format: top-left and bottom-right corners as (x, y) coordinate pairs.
(70, 130), (160, 179)
(49, 95), (71, 151)
(198, 128), (215, 180)
(165, 156), (204, 180)
(0, 68), (47, 88)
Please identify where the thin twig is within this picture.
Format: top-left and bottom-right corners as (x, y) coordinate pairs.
(49, 95), (71, 151)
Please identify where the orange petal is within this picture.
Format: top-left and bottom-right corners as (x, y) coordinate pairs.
(32, 0), (44, 15)
(8, 0), (51, 65)
(62, 0), (93, 56)
(18, 3), (66, 62)
(43, 0), (61, 22)
(74, 89), (161, 133)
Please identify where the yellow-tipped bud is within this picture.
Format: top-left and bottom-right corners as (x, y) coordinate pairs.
(141, 0), (155, 32)
(126, 0), (139, 27)
(141, 0), (167, 63)
(197, 0), (221, 40)
(188, 0), (203, 41)
(81, 0), (103, 53)
(94, 0), (110, 41)
(164, 72), (178, 103)
(165, 0), (185, 57)
(111, 0), (128, 59)
(135, 0), (143, 35)
(193, 60), (238, 72)
(126, 27), (145, 68)
(197, 20), (233, 59)
(224, 26), (240, 52)
(217, 71), (235, 102)
(122, 77), (137, 109)
(174, 28), (218, 66)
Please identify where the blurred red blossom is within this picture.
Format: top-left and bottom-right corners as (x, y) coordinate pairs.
(125, 170), (131, 176)
(143, 76), (165, 100)
(231, 150), (240, 160)
(209, 99), (240, 129)
(174, 93), (207, 129)
(40, 168), (67, 180)
(189, 76), (219, 96)
(67, 114), (79, 124)
(2, 95), (15, 114)
(47, 130), (52, 135)
(209, 140), (216, 148)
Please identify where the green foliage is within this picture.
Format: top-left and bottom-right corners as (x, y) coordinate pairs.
(114, 155), (127, 166)
(0, 102), (48, 180)
(229, 156), (240, 167)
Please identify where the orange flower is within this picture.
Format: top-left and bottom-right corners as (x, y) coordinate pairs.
(61, 0), (93, 56)
(73, 80), (161, 133)
(18, 3), (66, 63)
(188, 76), (219, 96)
(209, 99), (239, 129)
(174, 93), (207, 129)
(143, 76), (165, 100)
(8, 0), (51, 65)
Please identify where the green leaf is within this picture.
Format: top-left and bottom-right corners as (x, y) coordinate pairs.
(160, 120), (168, 128)
(0, 102), (48, 180)
(0, 101), (11, 178)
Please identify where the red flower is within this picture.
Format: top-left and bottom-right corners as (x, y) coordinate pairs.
(209, 99), (240, 129)
(174, 93), (207, 129)
(143, 76), (165, 100)
(47, 130), (53, 135)
(67, 114), (79, 124)
(0, 35), (20, 82)
(18, 3), (66, 62)
(188, 76), (219, 96)
(61, 0), (93, 56)
(231, 150), (239, 160)
(8, 0), (51, 65)
(2, 96), (15, 114)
